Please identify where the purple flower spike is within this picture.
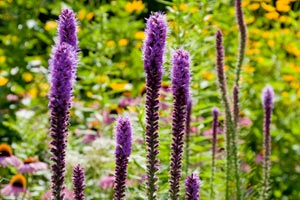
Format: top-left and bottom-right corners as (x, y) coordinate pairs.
(262, 86), (274, 199)
(58, 9), (78, 51)
(210, 107), (219, 199)
(114, 116), (132, 200)
(72, 164), (85, 200)
(49, 42), (77, 200)
(185, 173), (201, 200)
(169, 49), (190, 200)
(143, 12), (167, 200)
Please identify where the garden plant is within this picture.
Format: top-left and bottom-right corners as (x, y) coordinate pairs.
(0, 0), (299, 199)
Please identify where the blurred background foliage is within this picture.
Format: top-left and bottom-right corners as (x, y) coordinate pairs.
(0, 0), (300, 199)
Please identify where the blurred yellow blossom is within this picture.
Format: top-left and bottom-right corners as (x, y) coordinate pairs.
(276, 0), (290, 12)
(179, 4), (188, 11)
(86, 12), (94, 21)
(110, 83), (131, 91)
(202, 72), (215, 80)
(249, 3), (260, 10)
(267, 40), (275, 47)
(281, 91), (289, 97)
(261, 2), (275, 12)
(28, 88), (37, 98)
(134, 31), (145, 40)
(78, 9), (86, 21)
(96, 75), (110, 84)
(283, 75), (296, 82)
(135, 42), (142, 49)
(243, 65), (255, 73)
(107, 40), (116, 47)
(0, 76), (8, 86)
(45, 21), (57, 31)
(86, 91), (93, 98)
(118, 39), (129, 47)
(291, 81), (299, 89)
(125, 0), (145, 13)
(189, 7), (199, 13)
(279, 15), (287, 23)
(0, 56), (6, 63)
(265, 12), (279, 20)
(22, 72), (33, 82)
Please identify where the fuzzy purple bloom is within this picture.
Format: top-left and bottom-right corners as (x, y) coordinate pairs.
(185, 97), (192, 174)
(114, 117), (132, 200)
(185, 173), (201, 200)
(143, 12), (167, 200)
(210, 107), (219, 199)
(58, 9), (78, 51)
(72, 164), (85, 200)
(262, 86), (274, 199)
(169, 49), (190, 200)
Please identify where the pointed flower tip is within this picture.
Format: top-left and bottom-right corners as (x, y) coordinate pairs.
(58, 8), (78, 49)
(212, 107), (219, 116)
(115, 116), (132, 157)
(262, 85), (274, 107)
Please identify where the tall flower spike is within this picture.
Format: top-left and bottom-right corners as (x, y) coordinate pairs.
(262, 86), (274, 200)
(143, 12), (167, 200)
(185, 97), (192, 175)
(72, 164), (85, 200)
(58, 9), (78, 51)
(114, 117), (132, 200)
(234, 0), (247, 87)
(185, 173), (201, 200)
(210, 107), (219, 200)
(169, 49), (190, 200)
(215, 30), (240, 199)
(49, 42), (77, 200)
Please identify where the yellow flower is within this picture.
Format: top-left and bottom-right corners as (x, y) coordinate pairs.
(281, 91), (289, 97)
(86, 91), (93, 98)
(265, 12), (279, 20)
(0, 56), (6, 63)
(202, 72), (215, 80)
(261, 2), (275, 12)
(22, 72), (33, 82)
(279, 15), (287, 23)
(283, 75), (296, 82)
(28, 88), (38, 98)
(276, 1), (290, 12)
(78, 9), (86, 21)
(291, 81), (299, 89)
(118, 39), (129, 47)
(134, 31), (145, 40)
(0, 76), (8, 86)
(179, 4), (187, 11)
(249, 3), (260, 10)
(10, 174), (27, 189)
(267, 40), (275, 47)
(135, 42), (142, 49)
(44, 21), (57, 31)
(86, 12), (94, 21)
(96, 75), (110, 84)
(107, 40), (116, 47)
(125, 0), (145, 13)
(243, 65), (255, 73)
(110, 83), (131, 91)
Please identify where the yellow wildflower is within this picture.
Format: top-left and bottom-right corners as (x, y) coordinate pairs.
(261, 2), (275, 12)
(249, 3), (260, 10)
(110, 83), (131, 91)
(242, 0), (249, 7)
(189, 7), (198, 14)
(135, 42), (142, 49)
(96, 75), (110, 84)
(243, 66), (255, 73)
(78, 9), (86, 21)
(279, 15), (287, 23)
(134, 31), (145, 40)
(125, 0), (145, 13)
(0, 76), (8, 86)
(291, 81), (299, 89)
(267, 40), (275, 47)
(44, 21), (57, 31)
(202, 72), (215, 80)
(0, 56), (6, 63)
(22, 72), (33, 82)
(276, 1), (290, 12)
(86, 12), (94, 21)
(107, 40), (116, 47)
(283, 75), (296, 82)
(28, 88), (37, 98)
(179, 4), (187, 11)
(86, 91), (93, 98)
(265, 12), (279, 20)
(281, 91), (289, 97)
(118, 39), (129, 47)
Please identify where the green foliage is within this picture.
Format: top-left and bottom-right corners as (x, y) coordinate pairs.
(0, 0), (300, 199)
